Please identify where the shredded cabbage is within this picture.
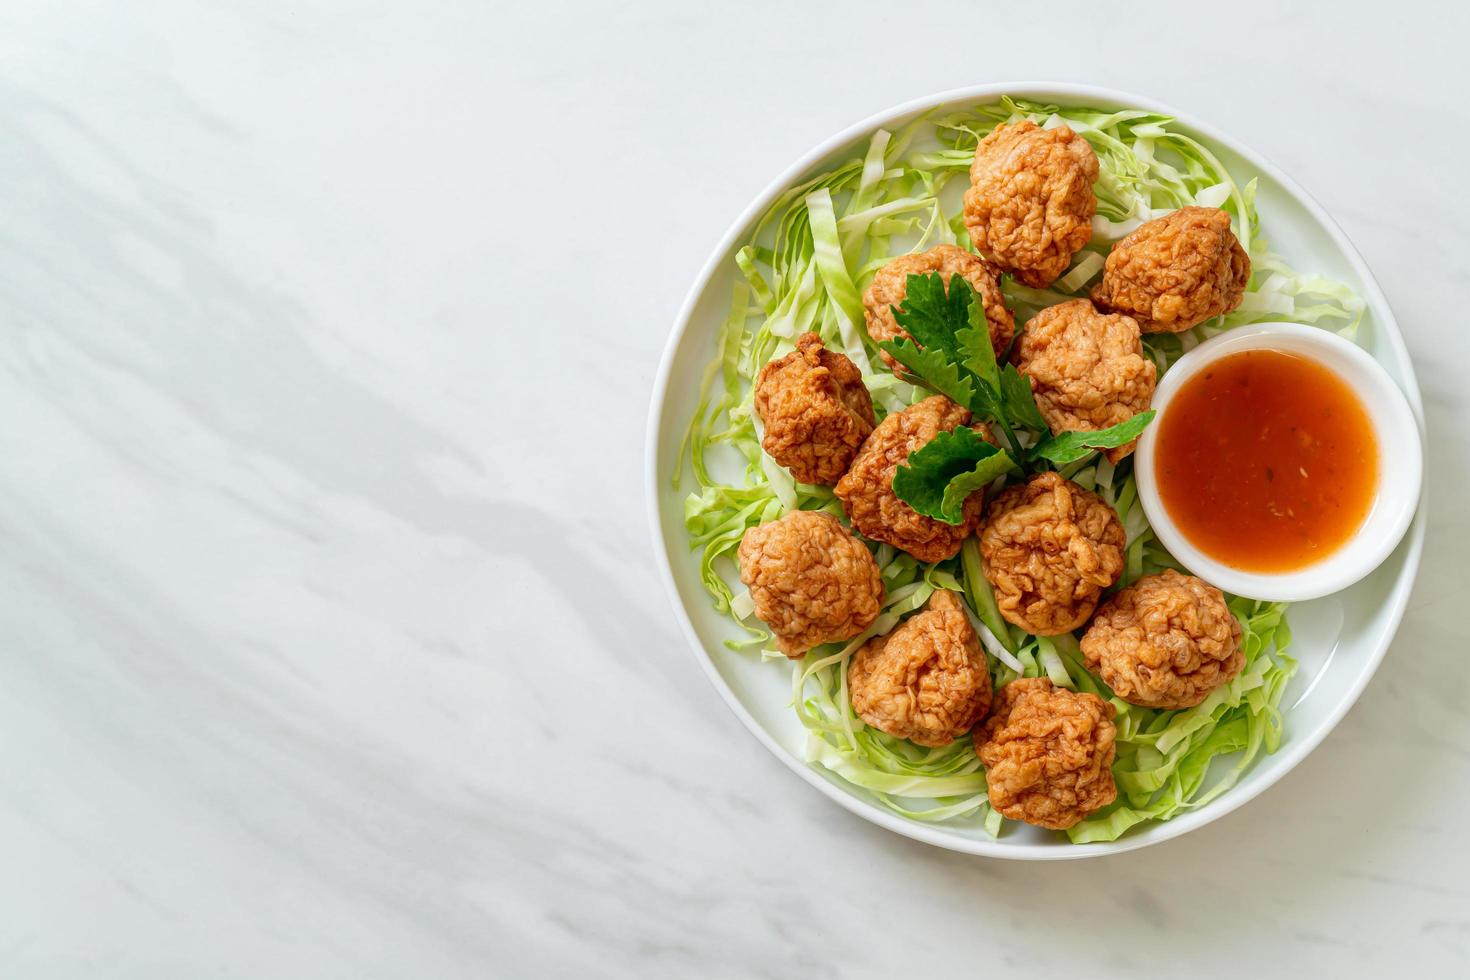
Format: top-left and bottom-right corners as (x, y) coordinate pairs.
(676, 97), (1357, 843)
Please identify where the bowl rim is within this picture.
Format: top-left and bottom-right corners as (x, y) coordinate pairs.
(1134, 322), (1424, 603)
(644, 82), (1427, 860)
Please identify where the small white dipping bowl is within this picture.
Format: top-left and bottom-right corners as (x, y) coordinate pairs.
(1134, 322), (1422, 602)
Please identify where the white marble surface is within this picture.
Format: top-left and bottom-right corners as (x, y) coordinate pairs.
(1, 1), (1467, 976)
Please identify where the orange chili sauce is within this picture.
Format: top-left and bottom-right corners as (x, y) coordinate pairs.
(1154, 349), (1378, 572)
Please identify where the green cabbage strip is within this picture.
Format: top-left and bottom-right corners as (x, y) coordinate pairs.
(676, 98), (1353, 843)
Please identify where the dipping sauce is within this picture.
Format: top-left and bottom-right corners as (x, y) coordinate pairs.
(1154, 349), (1378, 572)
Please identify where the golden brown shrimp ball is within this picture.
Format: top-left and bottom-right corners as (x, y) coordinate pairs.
(979, 472), (1125, 636)
(738, 509), (884, 658)
(963, 120), (1099, 288)
(848, 590), (993, 747)
(754, 332), (876, 485)
(1013, 299), (1156, 463)
(861, 245), (1015, 372)
(834, 396), (992, 564)
(1090, 206), (1250, 333)
(1081, 569), (1244, 709)
(976, 677), (1118, 830)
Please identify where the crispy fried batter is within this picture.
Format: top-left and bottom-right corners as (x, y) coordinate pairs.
(862, 245), (1015, 372)
(1091, 206), (1250, 333)
(738, 509), (883, 658)
(977, 677), (1117, 830)
(848, 590), (993, 747)
(963, 120), (1099, 288)
(1081, 569), (1244, 709)
(979, 472), (1125, 635)
(1013, 299), (1156, 463)
(834, 396), (991, 564)
(754, 332), (876, 485)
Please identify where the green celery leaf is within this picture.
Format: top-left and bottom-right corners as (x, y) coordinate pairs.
(892, 428), (1019, 524)
(877, 338), (975, 408)
(940, 454), (1020, 520)
(968, 381), (1003, 424)
(998, 364), (1048, 431)
(891, 272), (968, 356)
(955, 287), (1000, 390)
(886, 274), (1037, 440)
(1031, 410), (1158, 465)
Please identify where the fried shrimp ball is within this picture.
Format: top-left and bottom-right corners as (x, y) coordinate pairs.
(834, 396), (991, 564)
(1013, 299), (1156, 463)
(754, 332), (876, 485)
(1090, 206), (1250, 333)
(976, 677), (1117, 830)
(738, 510), (883, 658)
(963, 120), (1099, 288)
(979, 472), (1125, 635)
(1081, 569), (1244, 709)
(848, 590), (993, 747)
(861, 245), (1015, 372)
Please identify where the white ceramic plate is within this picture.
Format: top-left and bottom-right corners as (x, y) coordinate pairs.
(645, 83), (1426, 859)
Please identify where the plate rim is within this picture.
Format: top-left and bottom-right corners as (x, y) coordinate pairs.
(644, 82), (1427, 860)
